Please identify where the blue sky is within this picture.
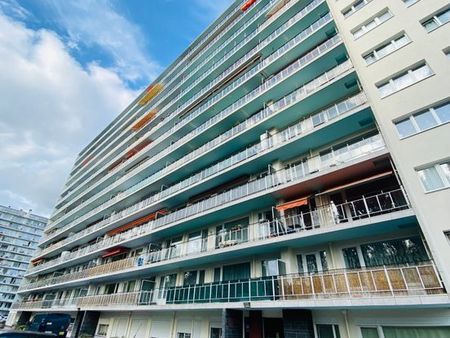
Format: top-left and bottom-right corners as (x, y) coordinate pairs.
(0, 0), (233, 216)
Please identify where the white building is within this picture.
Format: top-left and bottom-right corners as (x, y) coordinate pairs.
(0, 205), (46, 320)
(11, 0), (450, 337)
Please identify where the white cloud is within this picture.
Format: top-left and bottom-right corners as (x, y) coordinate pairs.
(43, 0), (162, 84)
(0, 13), (139, 216)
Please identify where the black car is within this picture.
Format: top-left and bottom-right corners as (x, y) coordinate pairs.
(0, 331), (56, 337)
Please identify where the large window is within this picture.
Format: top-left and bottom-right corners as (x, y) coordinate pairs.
(317, 324), (341, 338)
(222, 262), (250, 282)
(360, 236), (429, 267)
(403, 0), (419, 7)
(343, 247), (361, 269)
(352, 10), (393, 39)
(377, 63), (433, 98)
(422, 7), (450, 32)
(342, 0), (373, 18)
(417, 162), (450, 192)
(383, 326), (450, 338)
(395, 101), (450, 138)
(363, 34), (411, 65)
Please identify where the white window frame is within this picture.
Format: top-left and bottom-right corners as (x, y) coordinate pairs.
(377, 63), (433, 98)
(363, 33), (411, 65)
(342, 0), (373, 18)
(417, 162), (450, 193)
(403, 0), (419, 7)
(394, 101), (450, 139)
(352, 9), (393, 39)
(422, 7), (450, 32)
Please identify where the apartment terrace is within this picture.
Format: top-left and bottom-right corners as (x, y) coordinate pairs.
(20, 188), (411, 292)
(13, 262), (448, 311)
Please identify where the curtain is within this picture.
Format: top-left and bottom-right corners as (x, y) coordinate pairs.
(361, 327), (379, 338)
(223, 263), (250, 281)
(383, 326), (450, 338)
(361, 236), (429, 267)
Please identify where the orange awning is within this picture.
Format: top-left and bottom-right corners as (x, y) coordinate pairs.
(138, 83), (164, 105)
(241, 0), (257, 11)
(102, 247), (128, 258)
(125, 139), (152, 159)
(31, 258), (43, 265)
(131, 110), (157, 131)
(107, 209), (168, 236)
(316, 171), (393, 196)
(276, 197), (309, 212)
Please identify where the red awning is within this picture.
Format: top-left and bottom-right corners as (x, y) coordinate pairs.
(241, 0), (257, 11)
(106, 209), (168, 236)
(31, 258), (43, 265)
(276, 197), (309, 212)
(102, 247), (128, 258)
(316, 171), (393, 196)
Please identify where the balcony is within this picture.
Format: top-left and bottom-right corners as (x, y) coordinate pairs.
(27, 132), (386, 276)
(66, 0), (266, 187)
(57, 0), (308, 207)
(14, 262), (447, 311)
(54, 0), (329, 221)
(41, 53), (355, 251)
(20, 189), (412, 292)
(39, 58), (359, 262)
(49, 14), (338, 233)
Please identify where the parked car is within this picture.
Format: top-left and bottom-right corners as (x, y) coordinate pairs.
(0, 331), (56, 337)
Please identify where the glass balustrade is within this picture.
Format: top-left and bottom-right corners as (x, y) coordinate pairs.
(56, 0), (326, 214)
(23, 188), (409, 289)
(15, 261), (444, 310)
(43, 31), (343, 248)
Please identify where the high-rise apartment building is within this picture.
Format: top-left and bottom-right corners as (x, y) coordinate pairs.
(11, 0), (450, 337)
(0, 205), (46, 320)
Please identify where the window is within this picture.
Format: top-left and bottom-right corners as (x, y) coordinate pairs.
(395, 101), (450, 138)
(342, 0), (373, 18)
(363, 34), (411, 65)
(210, 327), (222, 338)
(343, 247), (361, 269)
(383, 326), (450, 337)
(97, 324), (109, 336)
(296, 254), (304, 273)
(352, 10), (393, 39)
(403, 0), (419, 7)
(418, 162), (450, 192)
(317, 324), (341, 338)
(445, 48), (450, 59)
(422, 7), (450, 32)
(361, 327), (379, 338)
(377, 63), (433, 97)
(178, 333), (191, 338)
(360, 236), (429, 267)
(262, 259), (285, 276)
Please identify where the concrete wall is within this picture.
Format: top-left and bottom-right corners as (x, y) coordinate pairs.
(325, 0), (450, 287)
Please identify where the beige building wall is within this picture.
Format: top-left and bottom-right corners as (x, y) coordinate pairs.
(326, 0), (450, 286)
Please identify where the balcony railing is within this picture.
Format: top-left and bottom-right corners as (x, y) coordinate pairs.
(59, 0), (298, 204)
(14, 262), (445, 310)
(21, 189), (409, 291)
(54, 0), (327, 221)
(28, 133), (385, 275)
(49, 15), (337, 232)
(43, 51), (351, 258)
(42, 36), (348, 258)
(67, 0), (268, 185)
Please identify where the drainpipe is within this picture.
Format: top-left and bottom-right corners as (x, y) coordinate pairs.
(169, 311), (176, 338)
(342, 310), (351, 338)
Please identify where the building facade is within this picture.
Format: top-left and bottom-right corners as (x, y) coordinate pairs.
(11, 0), (450, 337)
(0, 205), (46, 320)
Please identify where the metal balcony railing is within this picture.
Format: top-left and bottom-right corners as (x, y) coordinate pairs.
(42, 48), (352, 255)
(14, 262), (445, 310)
(49, 16), (337, 232)
(21, 188), (409, 291)
(28, 133), (385, 275)
(60, 0), (296, 203)
(55, 0), (327, 220)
